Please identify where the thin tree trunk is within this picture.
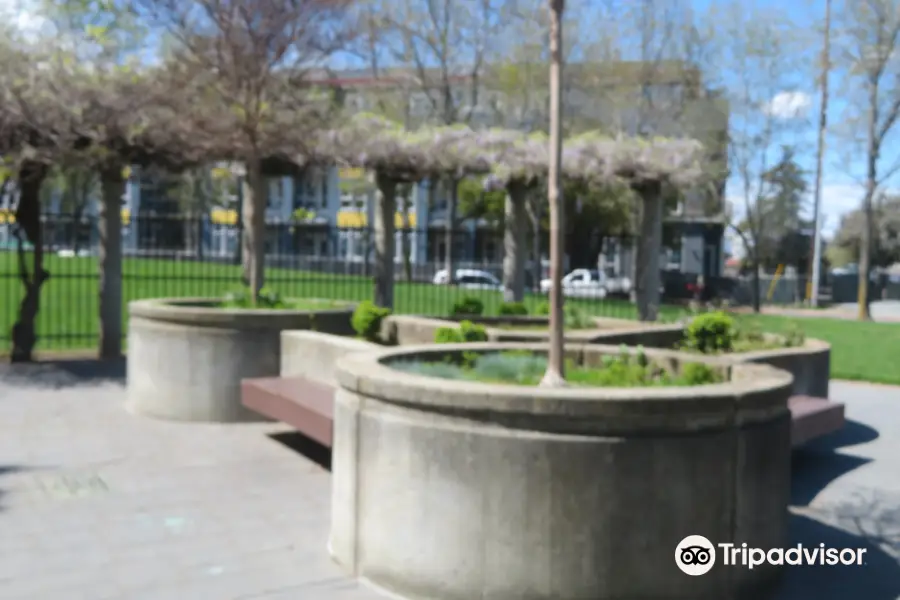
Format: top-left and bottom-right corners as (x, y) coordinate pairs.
(10, 162), (48, 363)
(374, 172), (397, 308)
(858, 83), (878, 321)
(528, 198), (542, 291)
(400, 184), (413, 281)
(242, 159), (267, 301)
(99, 166), (125, 359)
(751, 250), (762, 312)
(443, 178), (458, 283)
(502, 182), (528, 302)
(809, 0), (831, 308)
(542, 0), (566, 387)
(634, 182), (663, 322)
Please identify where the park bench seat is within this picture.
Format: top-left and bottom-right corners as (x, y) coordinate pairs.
(788, 395), (845, 448)
(241, 377), (335, 448)
(241, 378), (846, 451)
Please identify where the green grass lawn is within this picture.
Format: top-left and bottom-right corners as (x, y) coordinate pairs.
(730, 314), (900, 385)
(0, 252), (661, 350)
(3, 251), (899, 385)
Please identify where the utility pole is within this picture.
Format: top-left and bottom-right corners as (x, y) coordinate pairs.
(809, 0), (832, 307)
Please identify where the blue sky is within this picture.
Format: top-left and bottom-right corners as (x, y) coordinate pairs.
(709, 0), (893, 247)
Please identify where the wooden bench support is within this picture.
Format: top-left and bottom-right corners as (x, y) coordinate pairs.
(789, 395), (845, 448)
(241, 377), (335, 448)
(241, 378), (846, 452)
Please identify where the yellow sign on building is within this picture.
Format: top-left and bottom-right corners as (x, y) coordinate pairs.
(0, 209), (132, 225)
(336, 211), (416, 228)
(210, 208), (239, 225)
(338, 167), (367, 180)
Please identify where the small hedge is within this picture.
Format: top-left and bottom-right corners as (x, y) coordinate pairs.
(451, 296), (484, 317)
(435, 320), (489, 344)
(683, 311), (736, 353)
(352, 301), (392, 343)
(498, 301), (529, 316)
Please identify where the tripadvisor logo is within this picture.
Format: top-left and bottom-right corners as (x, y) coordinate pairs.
(675, 535), (868, 575)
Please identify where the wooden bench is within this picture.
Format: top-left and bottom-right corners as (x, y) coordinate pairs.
(241, 377), (847, 451)
(789, 395), (846, 448)
(241, 377), (335, 448)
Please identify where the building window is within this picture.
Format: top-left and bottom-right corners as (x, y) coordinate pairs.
(321, 174), (328, 208)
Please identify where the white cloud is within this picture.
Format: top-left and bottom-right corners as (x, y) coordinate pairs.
(0, 0), (48, 39)
(764, 91), (812, 120)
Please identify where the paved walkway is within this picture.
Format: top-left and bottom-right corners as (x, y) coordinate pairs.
(0, 361), (898, 599)
(730, 300), (900, 323)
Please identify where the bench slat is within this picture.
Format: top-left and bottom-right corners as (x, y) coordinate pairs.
(788, 395), (845, 448)
(240, 378), (846, 451)
(241, 377), (335, 447)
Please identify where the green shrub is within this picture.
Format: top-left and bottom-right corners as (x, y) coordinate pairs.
(679, 362), (720, 385)
(470, 351), (548, 384)
(459, 320), (488, 342)
(498, 301), (529, 316)
(434, 326), (464, 344)
(451, 296), (484, 316)
(434, 320), (488, 344)
(783, 322), (806, 347)
(352, 301), (392, 342)
(221, 286), (289, 309)
(535, 301), (550, 315)
(684, 311), (736, 354)
(564, 305), (594, 329)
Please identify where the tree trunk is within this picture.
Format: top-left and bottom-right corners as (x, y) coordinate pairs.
(10, 162), (48, 363)
(443, 178), (458, 283)
(502, 182), (528, 302)
(400, 184), (413, 281)
(809, 0), (831, 308)
(196, 215), (204, 260)
(542, 0), (566, 387)
(634, 182), (663, 322)
(751, 251), (761, 313)
(858, 83), (877, 321)
(374, 172), (397, 309)
(242, 159), (267, 301)
(98, 166), (125, 359)
(528, 197), (542, 291)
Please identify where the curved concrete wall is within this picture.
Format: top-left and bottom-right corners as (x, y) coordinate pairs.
(386, 314), (685, 347)
(331, 343), (794, 600)
(126, 298), (354, 422)
(280, 330), (379, 388)
(732, 339), (830, 399)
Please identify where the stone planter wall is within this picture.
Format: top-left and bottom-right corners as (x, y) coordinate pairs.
(728, 338), (830, 398)
(280, 330), (380, 388)
(386, 314), (685, 348)
(126, 297), (355, 422)
(330, 343), (793, 600)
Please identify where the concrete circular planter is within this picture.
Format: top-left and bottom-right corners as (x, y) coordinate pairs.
(386, 315), (830, 398)
(126, 297), (355, 422)
(721, 337), (830, 399)
(330, 343), (794, 600)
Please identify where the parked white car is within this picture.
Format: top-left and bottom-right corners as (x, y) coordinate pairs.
(602, 267), (633, 295)
(433, 268), (502, 290)
(540, 269), (609, 299)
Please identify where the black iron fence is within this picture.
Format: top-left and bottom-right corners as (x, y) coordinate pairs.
(0, 212), (644, 353)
